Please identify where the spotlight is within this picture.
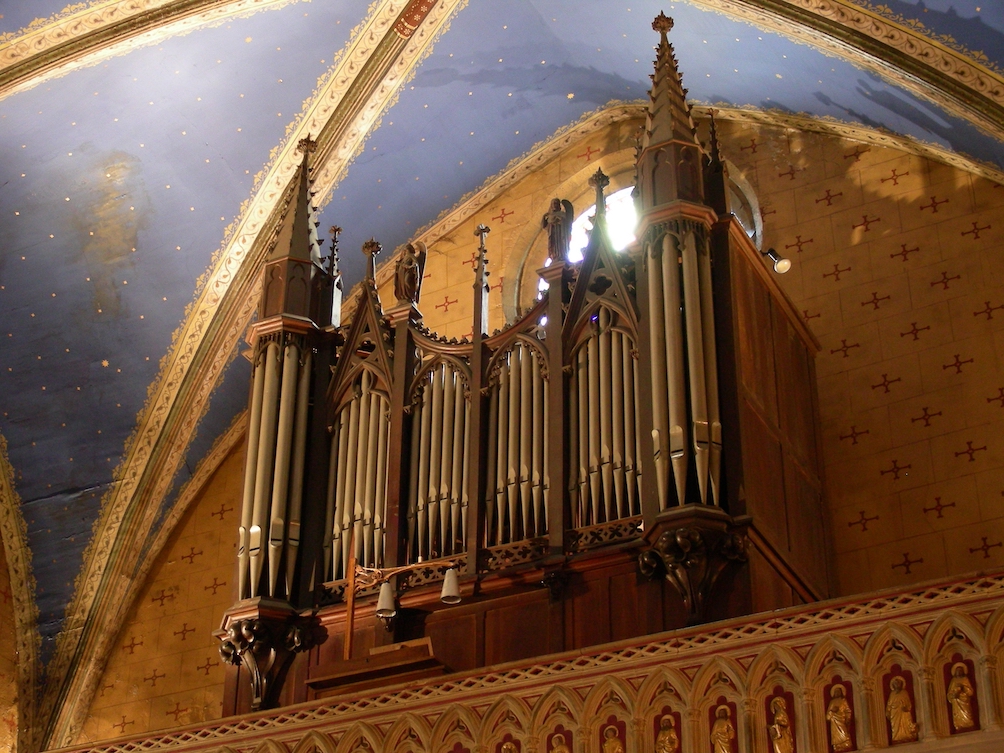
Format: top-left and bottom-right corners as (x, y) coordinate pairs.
(763, 248), (791, 274)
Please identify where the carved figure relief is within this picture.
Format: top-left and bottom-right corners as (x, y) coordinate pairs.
(710, 705), (735, 753)
(885, 674), (918, 744)
(601, 725), (624, 753)
(655, 714), (679, 753)
(946, 661), (977, 732)
(825, 684), (854, 752)
(541, 198), (573, 262)
(768, 696), (794, 753)
(549, 730), (571, 753)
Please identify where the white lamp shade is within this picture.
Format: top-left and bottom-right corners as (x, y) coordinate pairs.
(440, 568), (461, 605)
(375, 581), (397, 618)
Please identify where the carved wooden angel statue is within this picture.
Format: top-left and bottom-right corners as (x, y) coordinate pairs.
(711, 706), (735, 753)
(541, 197), (574, 262)
(655, 715), (679, 753)
(550, 732), (571, 753)
(947, 663), (976, 730)
(825, 685), (853, 752)
(886, 677), (918, 743)
(394, 241), (427, 305)
(768, 697), (794, 753)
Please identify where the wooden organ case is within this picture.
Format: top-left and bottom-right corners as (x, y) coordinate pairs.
(216, 14), (828, 716)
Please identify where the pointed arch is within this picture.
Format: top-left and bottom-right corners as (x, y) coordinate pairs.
(430, 704), (480, 751)
(291, 731), (338, 753)
(862, 623), (924, 669)
(690, 655), (748, 705)
(252, 739), (290, 753)
(924, 610), (988, 665)
(746, 644), (806, 689)
(481, 694), (532, 741)
(333, 721), (383, 753)
(530, 684), (584, 729)
(383, 712), (432, 753)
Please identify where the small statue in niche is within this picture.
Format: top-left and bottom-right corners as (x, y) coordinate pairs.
(655, 715), (679, 753)
(947, 663), (976, 730)
(768, 697), (794, 753)
(601, 725), (624, 753)
(394, 241), (427, 305)
(541, 198), (574, 262)
(550, 732), (570, 753)
(711, 706), (735, 753)
(825, 685), (854, 752)
(500, 743), (518, 753)
(886, 676), (918, 743)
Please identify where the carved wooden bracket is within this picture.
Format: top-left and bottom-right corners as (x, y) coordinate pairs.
(216, 600), (321, 710)
(638, 524), (747, 624)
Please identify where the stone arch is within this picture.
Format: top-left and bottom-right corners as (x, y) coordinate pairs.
(803, 633), (869, 752)
(291, 731), (338, 753)
(863, 623), (929, 745)
(691, 656), (747, 753)
(747, 646), (807, 753)
(635, 667), (691, 753)
(383, 712), (432, 753)
(334, 722), (383, 753)
(252, 740), (290, 753)
(530, 684), (583, 750)
(924, 610), (990, 737)
(481, 694), (532, 753)
(581, 676), (636, 753)
(430, 704), (480, 753)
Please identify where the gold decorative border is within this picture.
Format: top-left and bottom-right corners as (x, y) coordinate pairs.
(41, 0), (470, 746)
(846, 0), (1002, 74)
(0, 435), (40, 753)
(690, 0), (1004, 140)
(64, 411), (248, 746)
(0, 0), (303, 97)
(694, 102), (1004, 185)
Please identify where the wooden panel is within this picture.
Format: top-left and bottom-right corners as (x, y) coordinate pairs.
(570, 576), (611, 649)
(733, 252), (779, 426)
(427, 612), (480, 673)
(739, 399), (787, 548)
(610, 571), (663, 641)
(772, 305), (817, 469)
(748, 547), (793, 613)
(784, 454), (828, 596)
(484, 595), (552, 665)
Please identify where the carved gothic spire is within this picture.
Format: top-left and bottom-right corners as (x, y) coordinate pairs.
(270, 136), (319, 264)
(634, 13), (705, 217)
(703, 108), (731, 216)
(643, 13), (698, 152)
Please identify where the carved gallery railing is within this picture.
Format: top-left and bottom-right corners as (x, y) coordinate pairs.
(73, 571), (1004, 753)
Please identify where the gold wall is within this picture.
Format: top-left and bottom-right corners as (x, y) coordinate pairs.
(0, 541), (19, 751)
(76, 445), (242, 742)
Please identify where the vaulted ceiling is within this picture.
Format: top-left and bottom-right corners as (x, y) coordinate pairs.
(1, 0), (1003, 748)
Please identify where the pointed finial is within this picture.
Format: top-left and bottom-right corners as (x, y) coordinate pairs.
(474, 224), (490, 288)
(589, 168), (610, 219)
(362, 238), (381, 281)
(707, 108), (724, 163)
(297, 134), (318, 155)
(327, 225), (342, 276)
(652, 12), (673, 35)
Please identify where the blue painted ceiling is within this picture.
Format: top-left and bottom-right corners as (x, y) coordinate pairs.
(0, 0), (1002, 666)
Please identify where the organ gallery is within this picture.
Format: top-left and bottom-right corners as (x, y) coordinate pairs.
(4, 3), (1004, 753)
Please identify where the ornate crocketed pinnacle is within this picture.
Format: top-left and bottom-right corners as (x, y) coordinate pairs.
(652, 12), (673, 34)
(589, 168), (610, 219)
(296, 134), (318, 154)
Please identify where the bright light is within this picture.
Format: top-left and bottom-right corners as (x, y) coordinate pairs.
(569, 186), (637, 261)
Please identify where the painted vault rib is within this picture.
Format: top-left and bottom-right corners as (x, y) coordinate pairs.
(40, 0), (470, 746)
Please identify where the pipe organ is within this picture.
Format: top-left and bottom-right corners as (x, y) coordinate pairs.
(218, 15), (826, 715)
